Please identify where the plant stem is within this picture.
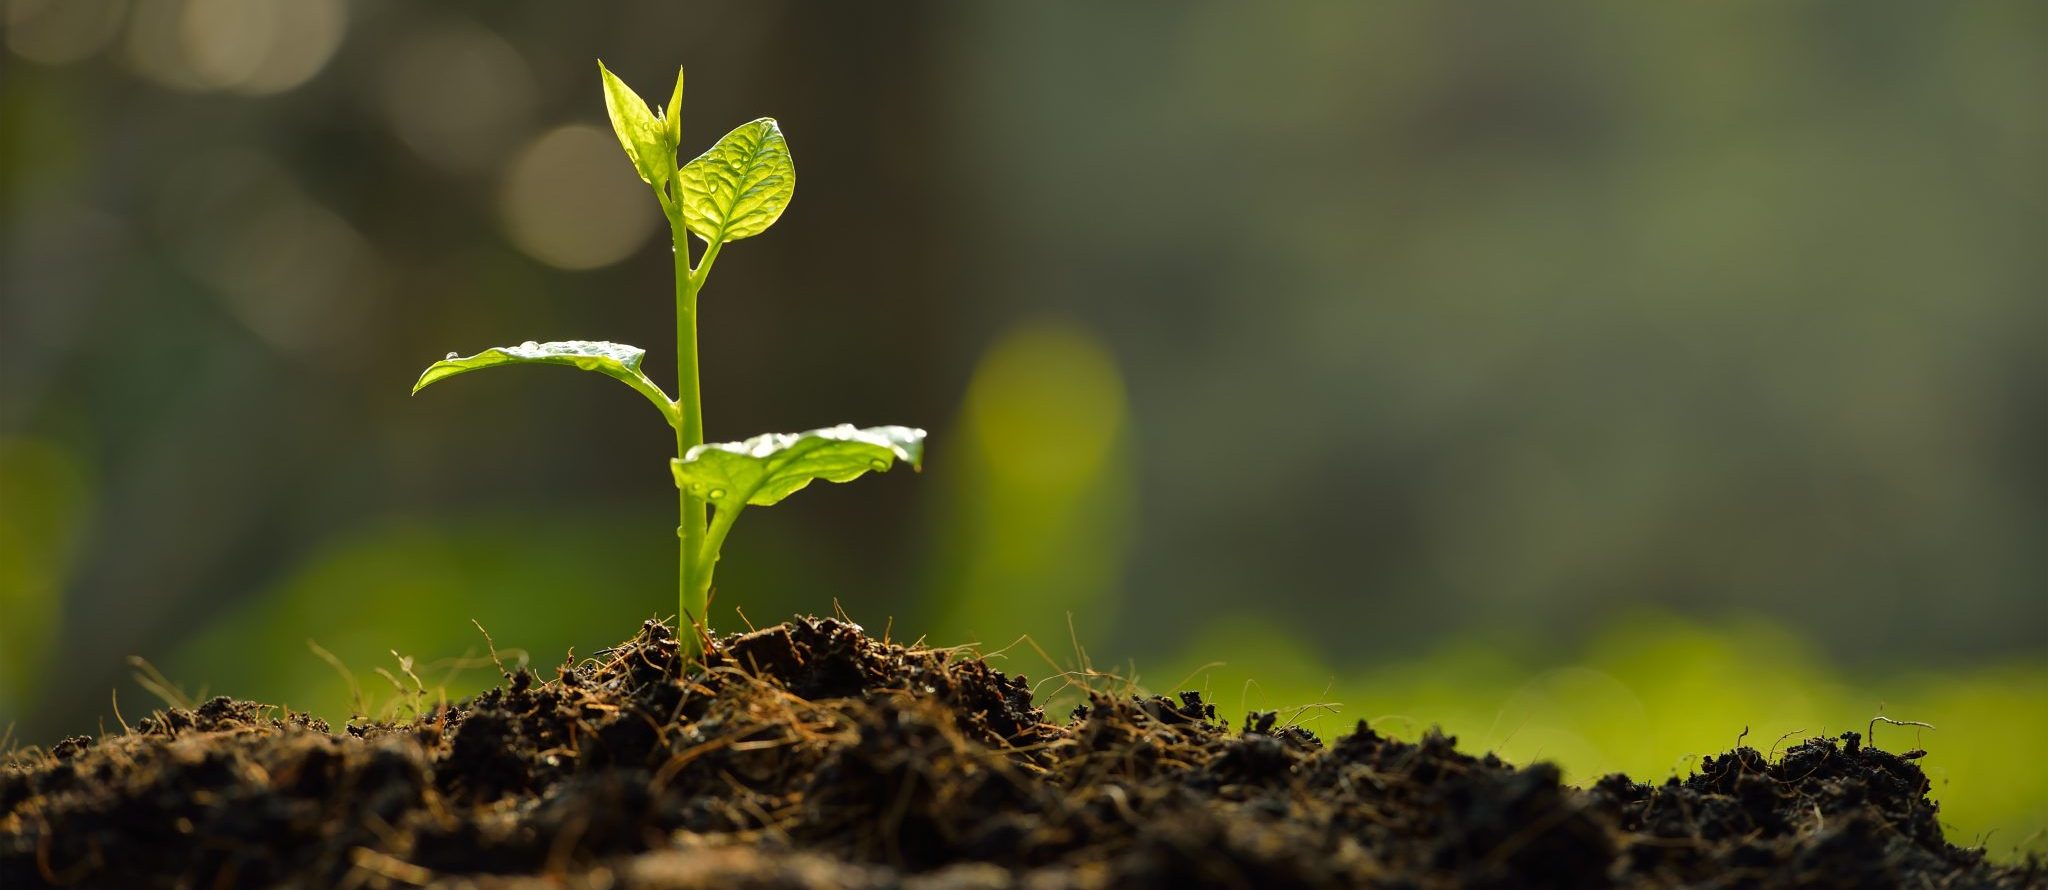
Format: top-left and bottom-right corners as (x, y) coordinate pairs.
(697, 499), (744, 592)
(674, 224), (723, 659)
(674, 223), (706, 657)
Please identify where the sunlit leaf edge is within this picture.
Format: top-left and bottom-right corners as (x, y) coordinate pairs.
(412, 340), (675, 422)
(677, 117), (794, 244)
(598, 60), (674, 193)
(671, 424), (925, 507)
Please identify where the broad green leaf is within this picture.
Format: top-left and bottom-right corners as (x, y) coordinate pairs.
(413, 340), (675, 422)
(678, 118), (794, 244)
(598, 61), (674, 194)
(664, 66), (684, 147)
(672, 424), (924, 507)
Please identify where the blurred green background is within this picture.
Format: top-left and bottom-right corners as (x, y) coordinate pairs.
(3, 0), (2043, 857)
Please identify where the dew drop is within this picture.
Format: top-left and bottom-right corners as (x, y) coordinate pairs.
(708, 488), (727, 500)
(687, 482), (706, 494)
(869, 459), (889, 471)
(520, 340), (539, 349)
(445, 352), (459, 359)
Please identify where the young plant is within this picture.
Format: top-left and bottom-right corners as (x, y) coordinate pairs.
(413, 63), (925, 659)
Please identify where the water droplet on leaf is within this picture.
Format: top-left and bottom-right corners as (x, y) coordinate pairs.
(708, 488), (726, 500)
(445, 352), (459, 359)
(520, 340), (539, 349)
(869, 459), (889, 471)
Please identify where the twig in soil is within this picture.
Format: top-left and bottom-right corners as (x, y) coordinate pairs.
(1768, 728), (1808, 760)
(34, 813), (103, 885)
(881, 758), (920, 866)
(1494, 713), (1536, 754)
(1669, 752), (1701, 778)
(110, 688), (131, 735)
(543, 811), (591, 878)
(1969, 829), (1998, 853)
(735, 605), (757, 632)
(1165, 661), (1227, 697)
(346, 847), (433, 887)
(651, 732), (737, 790)
(1480, 706), (1509, 751)
(371, 668), (411, 719)
(370, 652), (431, 722)
(393, 651), (428, 708)
(1279, 677), (1343, 731)
(126, 656), (193, 710)
(470, 620), (506, 675)
(1736, 725), (1750, 748)
(1029, 666), (1126, 702)
(1016, 630), (1131, 704)
(2013, 827), (2046, 855)
(307, 640), (367, 718)
(1066, 612), (1094, 678)
(424, 650), (518, 694)
(1280, 699), (1343, 731)
(720, 770), (794, 844)
(964, 633), (1034, 664)
(1867, 715), (1935, 750)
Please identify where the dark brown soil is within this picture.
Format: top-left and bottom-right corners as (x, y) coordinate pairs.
(2, 618), (2037, 889)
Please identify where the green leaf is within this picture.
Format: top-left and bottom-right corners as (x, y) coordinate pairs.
(663, 66), (684, 147)
(671, 424), (924, 507)
(413, 340), (676, 423)
(678, 118), (794, 244)
(598, 60), (675, 195)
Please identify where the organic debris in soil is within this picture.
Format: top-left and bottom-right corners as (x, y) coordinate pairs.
(2, 618), (2037, 889)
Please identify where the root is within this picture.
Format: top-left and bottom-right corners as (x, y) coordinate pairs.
(1867, 715), (1935, 750)
(307, 640), (367, 719)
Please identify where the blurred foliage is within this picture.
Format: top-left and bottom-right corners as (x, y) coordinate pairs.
(958, 2), (2046, 665)
(923, 320), (1135, 650)
(1, 0), (2041, 862)
(1145, 613), (2048, 858)
(165, 508), (670, 722)
(0, 437), (91, 714)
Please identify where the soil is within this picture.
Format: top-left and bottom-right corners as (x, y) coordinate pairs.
(2, 617), (2037, 889)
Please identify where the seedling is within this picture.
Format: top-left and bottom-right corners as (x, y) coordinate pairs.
(413, 64), (925, 659)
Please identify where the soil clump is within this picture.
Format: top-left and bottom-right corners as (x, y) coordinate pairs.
(3, 618), (2036, 888)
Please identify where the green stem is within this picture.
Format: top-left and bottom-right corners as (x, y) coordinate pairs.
(674, 225), (723, 659)
(674, 225), (705, 655)
(695, 498), (744, 601)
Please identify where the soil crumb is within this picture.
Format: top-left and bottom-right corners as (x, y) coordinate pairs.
(3, 618), (2037, 888)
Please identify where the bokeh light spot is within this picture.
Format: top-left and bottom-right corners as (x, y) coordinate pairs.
(965, 321), (1128, 492)
(153, 150), (382, 355)
(379, 24), (536, 174)
(497, 124), (660, 271)
(4, 0), (127, 66)
(124, 0), (344, 94)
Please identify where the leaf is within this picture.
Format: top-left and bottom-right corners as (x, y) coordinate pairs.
(678, 118), (794, 244)
(671, 424), (925, 507)
(598, 60), (674, 194)
(664, 66), (684, 147)
(413, 340), (675, 422)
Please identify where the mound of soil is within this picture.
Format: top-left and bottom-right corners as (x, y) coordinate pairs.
(2, 618), (2035, 888)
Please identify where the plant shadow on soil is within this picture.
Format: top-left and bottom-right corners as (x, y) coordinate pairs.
(2, 617), (2040, 889)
